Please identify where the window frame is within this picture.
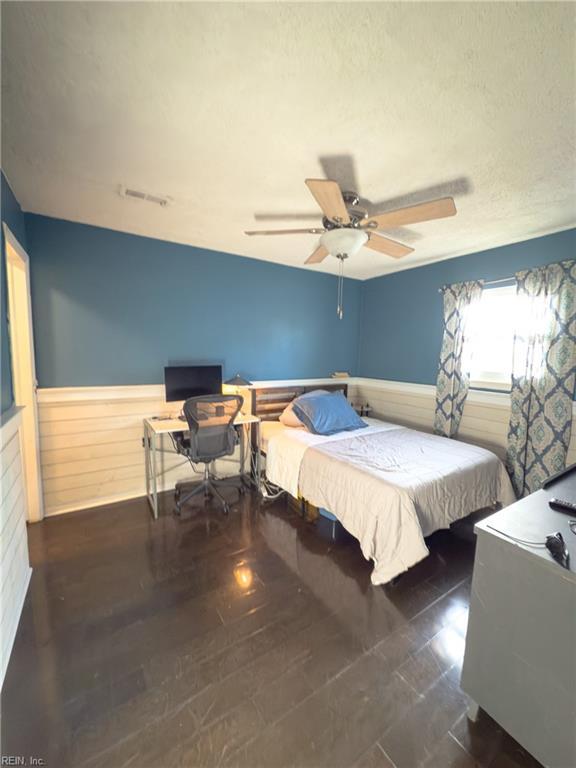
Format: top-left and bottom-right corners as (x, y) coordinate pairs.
(467, 283), (516, 393)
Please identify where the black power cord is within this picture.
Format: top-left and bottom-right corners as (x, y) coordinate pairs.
(487, 524), (571, 570)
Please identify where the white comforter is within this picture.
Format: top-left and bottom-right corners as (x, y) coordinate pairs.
(266, 419), (515, 585)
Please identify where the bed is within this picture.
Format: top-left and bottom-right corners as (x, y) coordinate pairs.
(259, 407), (515, 585)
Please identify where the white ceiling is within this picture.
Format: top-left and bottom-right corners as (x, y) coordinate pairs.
(2, 2), (575, 280)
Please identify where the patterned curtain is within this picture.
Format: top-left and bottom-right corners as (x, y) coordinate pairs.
(434, 280), (484, 438)
(506, 260), (576, 497)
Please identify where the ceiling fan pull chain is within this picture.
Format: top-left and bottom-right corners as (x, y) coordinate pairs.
(337, 255), (344, 320)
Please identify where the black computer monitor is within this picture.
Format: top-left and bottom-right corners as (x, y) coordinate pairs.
(164, 365), (223, 402)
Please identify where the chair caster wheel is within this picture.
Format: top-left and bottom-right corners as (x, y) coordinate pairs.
(174, 503), (181, 516)
(239, 486), (246, 495)
(223, 504), (230, 515)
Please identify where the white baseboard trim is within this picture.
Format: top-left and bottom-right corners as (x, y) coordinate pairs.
(1, 565), (31, 690)
(43, 468), (238, 517)
(43, 480), (187, 517)
(43, 490), (149, 517)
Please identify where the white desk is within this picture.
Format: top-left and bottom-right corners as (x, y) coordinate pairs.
(143, 414), (261, 519)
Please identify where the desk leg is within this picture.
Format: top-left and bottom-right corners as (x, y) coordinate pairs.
(152, 431), (159, 519)
(144, 422), (151, 502)
(256, 421), (262, 495)
(240, 424), (252, 489)
(145, 426), (159, 520)
(239, 424), (245, 477)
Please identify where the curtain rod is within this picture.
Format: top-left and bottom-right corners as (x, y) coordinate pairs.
(438, 276), (515, 293)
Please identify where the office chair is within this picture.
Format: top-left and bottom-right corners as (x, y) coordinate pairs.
(173, 394), (243, 516)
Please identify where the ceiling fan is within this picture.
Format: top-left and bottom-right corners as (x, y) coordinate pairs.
(245, 178), (457, 318)
(245, 178), (457, 263)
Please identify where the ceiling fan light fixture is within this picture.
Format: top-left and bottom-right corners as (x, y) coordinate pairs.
(320, 228), (368, 258)
(318, 228), (369, 321)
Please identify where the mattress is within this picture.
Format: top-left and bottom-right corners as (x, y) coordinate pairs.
(260, 420), (302, 452)
(265, 417), (515, 585)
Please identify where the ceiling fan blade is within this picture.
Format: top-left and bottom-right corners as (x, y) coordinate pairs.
(365, 233), (414, 259)
(363, 197), (457, 230)
(305, 179), (351, 225)
(244, 227), (324, 236)
(305, 244), (329, 264)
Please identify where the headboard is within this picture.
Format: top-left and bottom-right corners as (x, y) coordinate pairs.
(251, 383), (348, 422)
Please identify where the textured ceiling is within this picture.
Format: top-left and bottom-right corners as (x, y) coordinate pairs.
(2, 2), (575, 279)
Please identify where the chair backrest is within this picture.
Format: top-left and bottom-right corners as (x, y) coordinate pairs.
(182, 394), (243, 462)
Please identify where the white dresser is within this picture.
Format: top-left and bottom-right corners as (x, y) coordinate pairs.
(461, 471), (576, 768)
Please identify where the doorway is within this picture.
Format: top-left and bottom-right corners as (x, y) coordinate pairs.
(3, 223), (43, 522)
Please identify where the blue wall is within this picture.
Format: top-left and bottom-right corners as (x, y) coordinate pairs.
(25, 215), (362, 387)
(357, 229), (576, 384)
(5, 184), (575, 394)
(1, 173), (29, 414)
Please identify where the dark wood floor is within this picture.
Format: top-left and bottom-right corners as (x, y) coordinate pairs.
(2, 488), (543, 768)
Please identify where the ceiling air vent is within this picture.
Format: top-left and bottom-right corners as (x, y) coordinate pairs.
(119, 185), (171, 207)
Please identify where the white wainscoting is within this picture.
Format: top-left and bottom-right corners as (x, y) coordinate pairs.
(1, 407), (32, 688)
(37, 379), (350, 516)
(37, 378), (576, 517)
(37, 386), (252, 517)
(352, 377), (576, 465)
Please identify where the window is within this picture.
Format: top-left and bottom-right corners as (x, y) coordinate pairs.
(465, 284), (517, 390)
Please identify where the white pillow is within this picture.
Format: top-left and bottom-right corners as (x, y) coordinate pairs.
(279, 401), (304, 428)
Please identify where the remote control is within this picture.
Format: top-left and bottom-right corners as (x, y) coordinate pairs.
(548, 498), (576, 514)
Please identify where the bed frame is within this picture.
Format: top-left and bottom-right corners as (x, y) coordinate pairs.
(252, 383), (350, 541)
(251, 383), (348, 422)
(252, 381), (354, 541)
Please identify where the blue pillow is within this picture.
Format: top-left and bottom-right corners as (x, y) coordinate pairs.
(292, 391), (367, 435)
(297, 389), (330, 399)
